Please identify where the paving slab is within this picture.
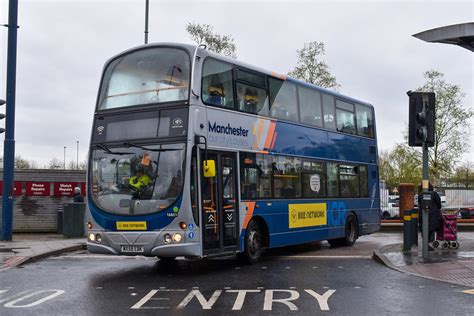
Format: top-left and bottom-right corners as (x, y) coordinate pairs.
(374, 232), (474, 287)
(0, 234), (85, 270)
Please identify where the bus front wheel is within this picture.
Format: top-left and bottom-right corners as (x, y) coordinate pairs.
(328, 213), (358, 247)
(244, 220), (263, 264)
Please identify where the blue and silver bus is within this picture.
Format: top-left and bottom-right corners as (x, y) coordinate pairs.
(86, 43), (380, 263)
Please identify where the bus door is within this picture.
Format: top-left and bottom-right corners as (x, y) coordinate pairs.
(201, 151), (239, 254)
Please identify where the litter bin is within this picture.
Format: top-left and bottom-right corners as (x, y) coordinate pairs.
(62, 203), (86, 238)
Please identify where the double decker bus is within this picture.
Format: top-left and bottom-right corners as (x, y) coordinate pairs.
(86, 43), (380, 263)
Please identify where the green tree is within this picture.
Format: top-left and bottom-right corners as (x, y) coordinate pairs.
(379, 144), (422, 190)
(414, 70), (474, 182)
(186, 22), (237, 58)
(450, 161), (474, 188)
(288, 41), (340, 90)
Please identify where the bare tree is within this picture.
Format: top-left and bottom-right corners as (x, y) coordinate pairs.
(47, 158), (63, 169)
(14, 156), (31, 169)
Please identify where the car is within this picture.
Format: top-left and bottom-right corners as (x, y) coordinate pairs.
(380, 195), (399, 220)
(460, 207), (474, 219)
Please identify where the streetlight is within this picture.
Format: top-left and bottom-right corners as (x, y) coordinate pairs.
(76, 141), (79, 170)
(63, 146), (66, 169)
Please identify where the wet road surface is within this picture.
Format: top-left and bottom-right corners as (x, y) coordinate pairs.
(1, 244), (473, 315)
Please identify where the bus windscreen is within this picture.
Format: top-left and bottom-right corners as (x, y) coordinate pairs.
(98, 47), (190, 110)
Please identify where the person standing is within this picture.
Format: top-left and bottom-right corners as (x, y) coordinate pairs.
(73, 187), (84, 203)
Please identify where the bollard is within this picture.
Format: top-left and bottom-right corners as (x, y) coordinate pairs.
(400, 184), (415, 251)
(403, 212), (412, 251)
(411, 208), (418, 247)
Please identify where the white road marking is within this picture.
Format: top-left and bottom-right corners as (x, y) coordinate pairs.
(131, 290), (158, 309)
(227, 290), (261, 310)
(176, 290), (222, 310)
(304, 289), (336, 311)
(273, 255), (373, 259)
(4, 290), (65, 308)
(0, 290), (32, 304)
(264, 290), (299, 311)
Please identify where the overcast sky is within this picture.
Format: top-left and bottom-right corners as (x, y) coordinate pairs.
(0, 0), (473, 167)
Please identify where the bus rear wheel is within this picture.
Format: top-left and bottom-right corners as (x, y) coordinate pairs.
(244, 220), (263, 264)
(328, 213), (358, 247)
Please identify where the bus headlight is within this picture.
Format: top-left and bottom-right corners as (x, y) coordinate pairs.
(173, 233), (182, 243)
(88, 233), (95, 242)
(164, 234), (172, 244)
(87, 221), (93, 229)
(95, 234), (102, 243)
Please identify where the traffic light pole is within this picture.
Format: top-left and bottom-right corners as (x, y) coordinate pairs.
(422, 142), (429, 259)
(1, 0), (19, 241)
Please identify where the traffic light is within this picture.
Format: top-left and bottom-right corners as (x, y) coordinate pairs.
(0, 99), (5, 134)
(407, 91), (435, 147)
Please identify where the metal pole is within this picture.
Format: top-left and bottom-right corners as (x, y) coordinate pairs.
(422, 143), (429, 259)
(144, 0), (149, 44)
(1, 0), (19, 241)
(63, 146), (66, 170)
(76, 141), (79, 170)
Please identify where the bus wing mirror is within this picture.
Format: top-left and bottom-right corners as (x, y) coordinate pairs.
(203, 160), (216, 178)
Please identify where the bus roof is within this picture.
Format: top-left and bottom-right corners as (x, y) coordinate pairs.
(106, 42), (374, 109)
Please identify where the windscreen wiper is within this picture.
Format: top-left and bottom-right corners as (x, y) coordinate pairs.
(96, 144), (131, 155)
(123, 142), (181, 152)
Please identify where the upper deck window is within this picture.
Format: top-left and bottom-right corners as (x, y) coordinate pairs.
(98, 48), (190, 110)
(336, 99), (356, 134)
(355, 104), (374, 138)
(299, 87), (323, 127)
(322, 94), (336, 130)
(202, 59), (234, 109)
(269, 78), (298, 122)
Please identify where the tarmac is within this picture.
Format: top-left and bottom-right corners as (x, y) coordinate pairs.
(1, 231), (474, 288)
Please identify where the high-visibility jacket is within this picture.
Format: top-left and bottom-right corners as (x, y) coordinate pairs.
(129, 174), (152, 191)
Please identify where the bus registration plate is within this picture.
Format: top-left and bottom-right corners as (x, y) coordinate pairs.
(121, 245), (144, 253)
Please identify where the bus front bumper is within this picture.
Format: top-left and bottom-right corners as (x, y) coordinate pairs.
(86, 231), (201, 258)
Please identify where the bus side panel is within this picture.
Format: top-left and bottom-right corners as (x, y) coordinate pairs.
(271, 122), (378, 165)
(240, 198), (380, 249)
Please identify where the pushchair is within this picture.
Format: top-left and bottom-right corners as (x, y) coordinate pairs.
(432, 210), (460, 250)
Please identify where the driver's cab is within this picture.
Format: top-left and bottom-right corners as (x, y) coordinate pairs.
(91, 143), (185, 216)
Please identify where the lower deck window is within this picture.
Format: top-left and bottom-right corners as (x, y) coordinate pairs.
(240, 152), (369, 200)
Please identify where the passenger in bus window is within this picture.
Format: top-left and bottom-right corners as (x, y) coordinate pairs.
(205, 81), (225, 106)
(243, 88), (258, 113)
